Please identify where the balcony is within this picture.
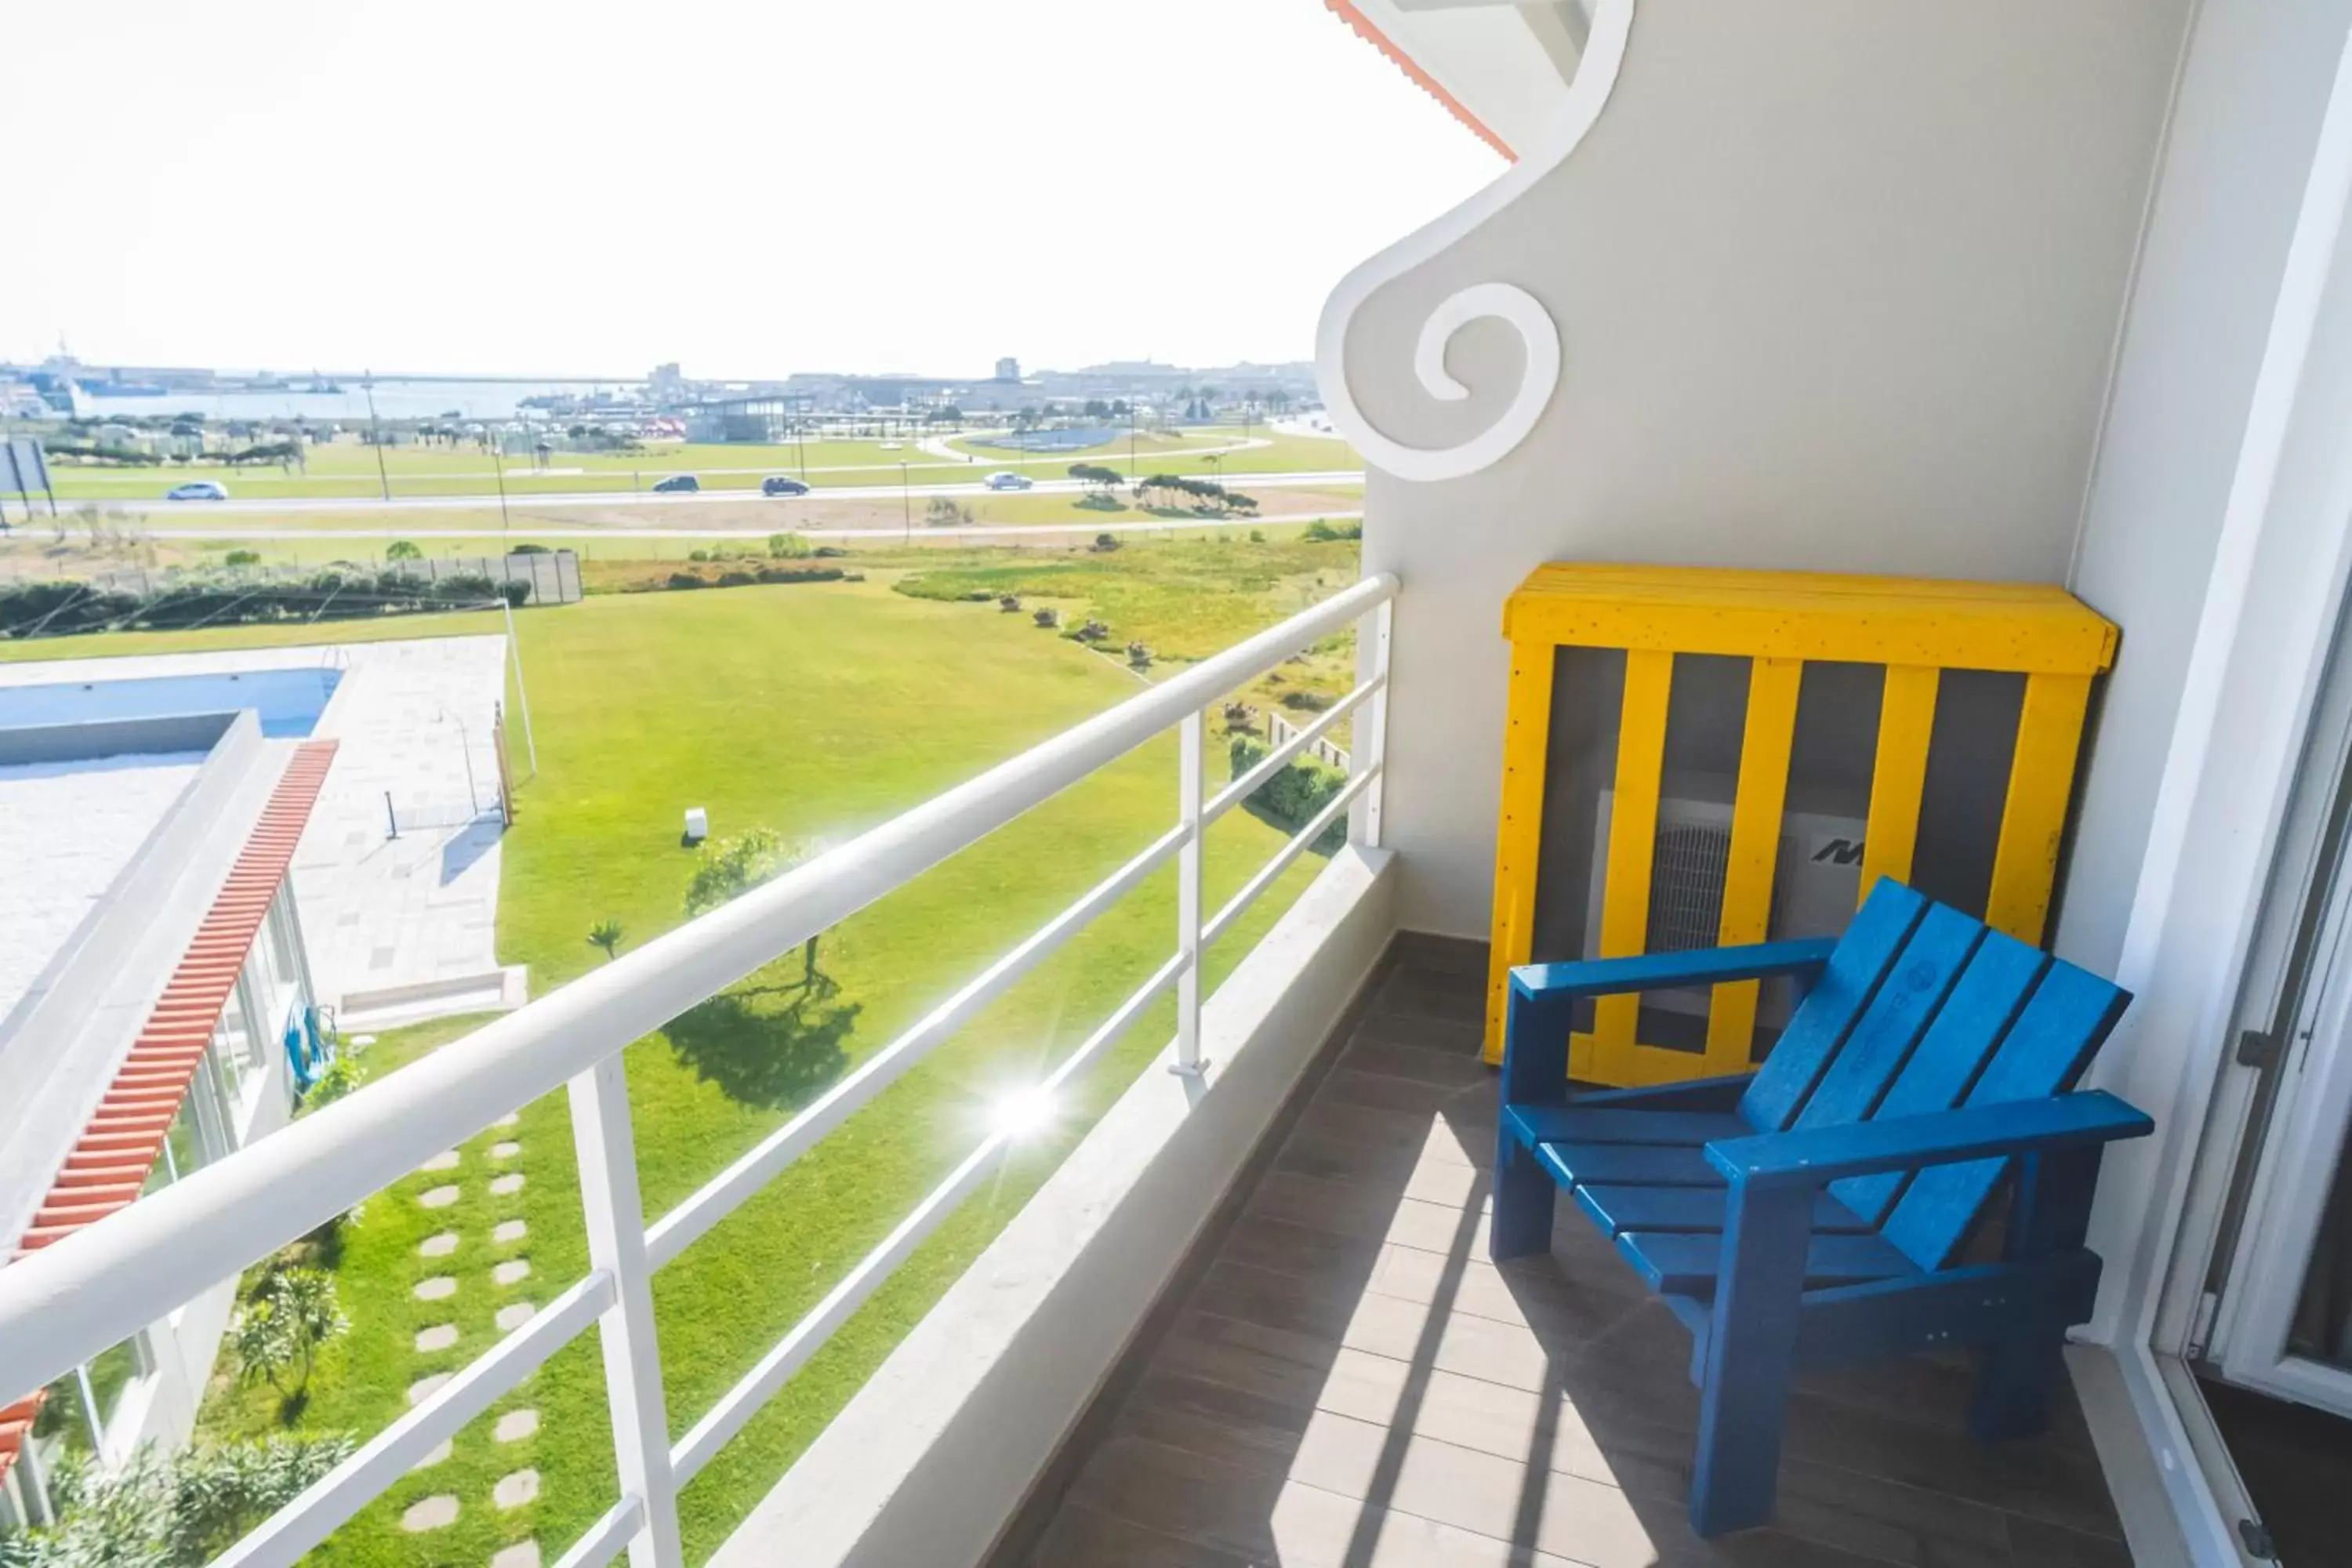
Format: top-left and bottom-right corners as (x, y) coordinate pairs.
(0, 572), (2147, 1568)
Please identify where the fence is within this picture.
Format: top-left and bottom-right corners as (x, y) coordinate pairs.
(1268, 710), (1352, 773)
(0, 573), (1398, 1568)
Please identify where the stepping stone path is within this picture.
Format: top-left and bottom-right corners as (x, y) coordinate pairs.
(401, 1496), (459, 1533)
(495, 1112), (521, 1129)
(407, 1135), (541, 1563)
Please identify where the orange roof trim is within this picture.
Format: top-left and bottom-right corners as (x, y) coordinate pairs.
(0, 740), (337, 1487)
(1326, 0), (1515, 161)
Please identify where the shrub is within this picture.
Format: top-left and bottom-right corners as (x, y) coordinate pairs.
(1033, 606), (1061, 629)
(299, 1044), (365, 1110)
(1227, 735), (1348, 851)
(813, 545), (848, 557)
(767, 531), (811, 559)
(688, 548), (712, 562)
(230, 1268), (347, 1400)
(1073, 619), (1110, 643)
(926, 497), (974, 528)
(0, 1434), (355, 1568)
(510, 542), (551, 554)
(223, 548), (261, 567)
(1222, 700), (1259, 733)
(384, 539), (423, 560)
(667, 572), (706, 590)
(1302, 518), (1363, 543)
(965, 589), (994, 602)
(1248, 529), (1266, 543)
(1280, 688), (1335, 713)
(718, 569), (757, 586)
(999, 594), (1022, 612)
(754, 564), (846, 585)
(1091, 532), (1122, 553)
(1127, 641), (1151, 667)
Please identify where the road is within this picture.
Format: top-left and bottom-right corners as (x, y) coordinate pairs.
(125, 510), (1366, 545)
(78, 469), (1366, 518)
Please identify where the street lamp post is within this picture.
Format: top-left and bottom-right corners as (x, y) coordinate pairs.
(901, 460), (911, 543)
(363, 373), (390, 502)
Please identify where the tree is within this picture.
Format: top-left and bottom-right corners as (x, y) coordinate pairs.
(685, 829), (826, 984)
(230, 1269), (347, 1403)
(384, 539), (423, 561)
(587, 919), (625, 961)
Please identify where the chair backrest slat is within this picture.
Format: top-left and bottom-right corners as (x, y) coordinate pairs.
(1878, 958), (2132, 1271)
(1737, 880), (1927, 1133)
(1795, 903), (1985, 1134)
(1831, 931), (2049, 1224)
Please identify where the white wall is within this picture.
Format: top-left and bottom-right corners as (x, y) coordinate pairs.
(2055, 0), (2352, 975)
(1334, 0), (2190, 935)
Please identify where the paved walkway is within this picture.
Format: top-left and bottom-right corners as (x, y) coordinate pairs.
(0, 636), (523, 1028)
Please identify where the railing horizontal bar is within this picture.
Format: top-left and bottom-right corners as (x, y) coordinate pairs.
(1202, 768), (1377, 949)
(0, 573), (1396, 1397)
(670, 951), (1187, 1484)
(647, 822), (1190, 1270)
(550, 1494), (645, 1568)
(1203, 676), (1381, 827)
(212, 1272), (613, 1568)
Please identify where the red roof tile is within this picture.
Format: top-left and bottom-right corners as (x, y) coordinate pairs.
(0, 741), (336, 1489)
(1326, 0), (1515, 160)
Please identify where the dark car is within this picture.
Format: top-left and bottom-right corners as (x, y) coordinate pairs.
(762, 476), (811, 497)
(652, 474), (699, 493)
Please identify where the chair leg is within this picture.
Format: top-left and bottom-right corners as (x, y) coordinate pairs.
(1971, 1323), (2067, 1443)
(1970, 1145), (2100, 1443)
(1490, 1134), (1555, 1260)
(1691, 1181), (1810, 1537)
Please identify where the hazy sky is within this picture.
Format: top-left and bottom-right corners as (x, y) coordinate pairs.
(7, 2), (1501, 380)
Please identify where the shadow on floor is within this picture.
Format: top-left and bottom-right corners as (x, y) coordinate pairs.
(1011, 938), (2131, 1568)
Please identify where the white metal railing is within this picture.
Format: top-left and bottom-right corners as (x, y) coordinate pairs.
(0, 572), (1399, 1568)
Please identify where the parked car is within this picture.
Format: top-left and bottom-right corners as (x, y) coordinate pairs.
(762, 476), (811, 497)
(165, 481), (229, 501)
(652, 474), (699, 493)
(985, 471), (1034, 491)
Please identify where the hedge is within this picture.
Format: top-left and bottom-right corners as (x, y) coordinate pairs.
(1229, 735), (1347, 851)
(0, 571), (528, 641)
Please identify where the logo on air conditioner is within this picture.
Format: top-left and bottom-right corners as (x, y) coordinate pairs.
(1810, 837), (1865, 866)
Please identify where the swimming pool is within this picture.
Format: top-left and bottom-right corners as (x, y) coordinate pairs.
(0, 667), (344, 739)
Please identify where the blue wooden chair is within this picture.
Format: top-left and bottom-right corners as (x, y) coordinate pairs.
(1492, 879), (2153, 1537)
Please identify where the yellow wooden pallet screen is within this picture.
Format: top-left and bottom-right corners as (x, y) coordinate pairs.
(1483, 564), (2118, 1080)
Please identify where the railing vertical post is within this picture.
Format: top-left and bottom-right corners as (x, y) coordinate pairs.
(569, 1057), (684, 1568)
(1356, 597), (1393, 848)
(1172, 706), (1207, 1075)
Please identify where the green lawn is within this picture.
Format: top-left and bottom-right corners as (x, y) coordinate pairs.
(181, 576), (1345, 1565)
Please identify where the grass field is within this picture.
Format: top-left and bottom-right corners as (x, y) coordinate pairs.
(148, 570), (1351, 1566)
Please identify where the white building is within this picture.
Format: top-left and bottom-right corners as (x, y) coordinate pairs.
(0, 707), (336, 1529)
(13, 2), (2352, 1563)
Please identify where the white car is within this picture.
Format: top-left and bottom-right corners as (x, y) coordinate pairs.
(985, 471), (1034, 491)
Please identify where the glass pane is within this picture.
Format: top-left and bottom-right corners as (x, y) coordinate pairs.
(2290, 1113), (2352, 1368)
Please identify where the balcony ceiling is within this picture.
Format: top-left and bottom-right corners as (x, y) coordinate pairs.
(1332, 0), (1593, 159)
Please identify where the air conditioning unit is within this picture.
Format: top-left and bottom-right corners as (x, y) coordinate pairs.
(1585, 777), (1866, 1029)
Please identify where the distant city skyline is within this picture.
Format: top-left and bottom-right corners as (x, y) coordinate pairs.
(5, 1), (1501, 378)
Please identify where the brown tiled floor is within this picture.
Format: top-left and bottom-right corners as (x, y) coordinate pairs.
(1021, 938), (2129, 1568)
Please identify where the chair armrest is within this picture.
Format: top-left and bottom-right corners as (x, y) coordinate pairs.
(1510, 938), (1836, 1004)
(1704, 1091), (2153, 1189)
(1569, 1073), (1755, 1112)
